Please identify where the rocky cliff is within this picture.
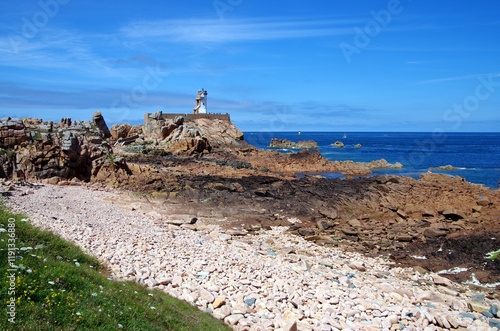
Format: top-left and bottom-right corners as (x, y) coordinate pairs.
(0, 113), (127, 183)
(0, 113), (253, 182)
(115, 114), (248, 156)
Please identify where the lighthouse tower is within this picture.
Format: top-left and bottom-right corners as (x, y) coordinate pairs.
(193, 89), (208, 114)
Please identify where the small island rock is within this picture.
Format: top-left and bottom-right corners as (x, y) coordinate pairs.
(269, 138), (318, 149)
(332, 141), (345, 148)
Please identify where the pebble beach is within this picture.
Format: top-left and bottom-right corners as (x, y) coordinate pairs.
(7, 183), (500, 331)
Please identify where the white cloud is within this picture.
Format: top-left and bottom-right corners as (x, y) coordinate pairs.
(418, 72), (500, 85)
(120, 17), (361, 44)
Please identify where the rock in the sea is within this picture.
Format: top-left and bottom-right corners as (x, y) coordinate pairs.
(433, 164), (458, 170)
(332, 141), (344, 148)
(269, 138), (318, 149)
(366, 159), (403, 169)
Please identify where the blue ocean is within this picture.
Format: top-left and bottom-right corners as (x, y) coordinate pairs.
(244, 132), (500, 190)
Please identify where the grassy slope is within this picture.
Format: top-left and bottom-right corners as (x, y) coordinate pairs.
(0, 206), (231, 331)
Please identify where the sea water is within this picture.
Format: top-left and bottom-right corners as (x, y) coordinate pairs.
(244, 132), (500, 189)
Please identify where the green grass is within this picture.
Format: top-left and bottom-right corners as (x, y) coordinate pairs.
(486, 249), (500, 261)
(0, 206), (231, 331)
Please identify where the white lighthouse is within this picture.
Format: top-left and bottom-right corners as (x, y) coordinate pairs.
(193, 88), (208, 114)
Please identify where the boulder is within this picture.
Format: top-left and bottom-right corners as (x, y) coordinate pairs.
(422, 209), (435, 217)
(297, 227), (316, 236)
(110, 123), (132, 140)
(477, 197), (491, 207)
(0, 118), (27, 147)
(61, 132), (79, 160)
(173, 115), (184, 126)
(92, 111), (111, 138)
(193, 118), (245, 149)
(366, 159), (403, 169)
(396, 209), (408, 219)
(332, 141), (344, 148)
(394, 234), (413, 242)
(127, 125), (143, 138)
(348, 219), (362, 227)
(161, 123), (178, 139)
(167, 135), (211, 155)
(423, 228), (448, 238)
(149, 111), (162, 120)
(315, 219), (336, 231)
(269, 138), (318, 149)
(60, 118), (72, 127)
(439, 209), (465, 221)
(318, 208), (338, 220)
(434, 164), (458, 170)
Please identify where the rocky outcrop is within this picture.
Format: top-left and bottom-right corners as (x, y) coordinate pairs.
(269, 138), (318, 149)
(166, 124), (211, 155)
(432, 164), (458, 170)
(365, 158), (403, 169)
(231, 149), (403, 176)
(332, 141), (345, 148)
(139, 115), (246, 155)
(92, 111), (111, 138)
(0, 114), (127, 182)
(110, 123), (132, 140)
(128, 125), (143, 138)
(0, 118), (28, 147)
(141, 114), (209, 155)
(194, 118), (245, 149)
(82, 148), (500, 287)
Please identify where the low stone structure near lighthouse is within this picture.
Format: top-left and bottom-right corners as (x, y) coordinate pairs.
(143, 89), (230, 126)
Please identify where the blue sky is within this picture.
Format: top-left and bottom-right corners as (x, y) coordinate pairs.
(1, 0), (500, 132)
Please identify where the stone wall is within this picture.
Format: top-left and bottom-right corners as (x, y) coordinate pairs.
(144, 112), (231, 127)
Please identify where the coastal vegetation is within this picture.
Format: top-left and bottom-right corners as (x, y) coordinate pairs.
(486, 249), (500, 261)
(0, 205), (230, 331)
